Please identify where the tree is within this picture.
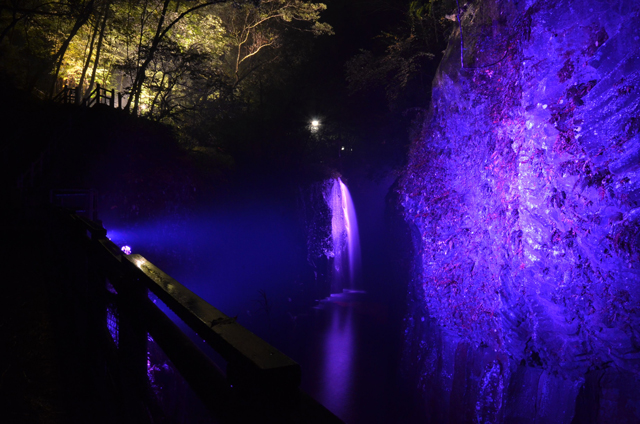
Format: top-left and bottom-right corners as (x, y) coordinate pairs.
(1, 0), (332, 155)
(0, 1), (97, 92)
(76, 6), (102, 95)
(84, 0), (110, 97)
(216, 0), (332, 87)
(122, 0), (240, 114)
(345, 0), (455, 110)
(49, 0), (98, 96)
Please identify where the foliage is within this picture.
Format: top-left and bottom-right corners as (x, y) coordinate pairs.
(0, 1), (90, 90)
(0, 0), (332, 138)
(345, 0), (456, 110)
(216, 0), (332, 86)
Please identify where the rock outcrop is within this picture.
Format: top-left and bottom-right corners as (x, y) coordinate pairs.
(400, 0), (640, 421)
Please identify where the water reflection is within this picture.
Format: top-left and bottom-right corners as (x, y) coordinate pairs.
(293, 290), (399, 424)
(321, 294), (355, 417)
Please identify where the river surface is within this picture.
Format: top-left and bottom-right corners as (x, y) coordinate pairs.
(102, 176), (410, 423)
(282, 290), (407, 423)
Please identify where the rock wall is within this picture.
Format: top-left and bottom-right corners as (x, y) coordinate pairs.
(400, 0), (640, 421)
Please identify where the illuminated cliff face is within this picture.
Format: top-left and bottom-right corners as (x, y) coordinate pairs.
(400, 0), (640, 421)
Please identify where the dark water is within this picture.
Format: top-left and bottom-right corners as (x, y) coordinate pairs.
(282, 290), (406, 424)
(101, 176), (408, 423)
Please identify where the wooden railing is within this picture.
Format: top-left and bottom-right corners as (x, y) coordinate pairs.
(53, 84), (123, 109)
(52, 85), (79, 104)
(50, 189), (98, 221)
(58, 208), (342, 423)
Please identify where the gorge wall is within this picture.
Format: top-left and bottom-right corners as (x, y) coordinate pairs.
(399, 0), (640, 422)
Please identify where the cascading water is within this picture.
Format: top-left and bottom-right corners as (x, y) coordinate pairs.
(325, 178), (361, 292)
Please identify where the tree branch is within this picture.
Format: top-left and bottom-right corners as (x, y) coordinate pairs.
(238, 40), (276, 65)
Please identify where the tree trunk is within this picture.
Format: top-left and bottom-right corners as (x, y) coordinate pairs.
(78, 13), (101, 97)
(126, 0), (225, 114)
(87, 1), (110, 98)
(125, 0), (169, 114)
(148, 71), (169, 119)
(0, 10), (25, 44)
(49, 0), (97, 98)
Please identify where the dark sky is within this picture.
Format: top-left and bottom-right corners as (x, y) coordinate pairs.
(281, 1), (410, 127)
(250, 0), (445, 175)
(304, 0), (410, 108)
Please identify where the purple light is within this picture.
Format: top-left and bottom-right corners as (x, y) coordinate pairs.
(395, 1), (640, 420)
(321, 298), (355, 418)
(339, 179), (362, 289)
(325, 178), (362, 292)
(121, 245), (132, 255)
(106, 306), (119, 347)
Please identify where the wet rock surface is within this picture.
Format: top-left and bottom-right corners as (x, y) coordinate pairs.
(400, 0), (640, 421)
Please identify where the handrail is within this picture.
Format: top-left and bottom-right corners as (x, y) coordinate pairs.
(82, 83), (117, 108)
(124, 253), (301, 388)
(62, 210), (343, 423)
(53, 84), (121, 109)
(82, 85), (99, 107)
(52, 85), (77, 104)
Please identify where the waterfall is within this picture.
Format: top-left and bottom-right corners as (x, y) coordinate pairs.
(325, 178), (361, 292)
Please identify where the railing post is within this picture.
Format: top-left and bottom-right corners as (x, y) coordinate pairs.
(86, 220), (150, 422)
(84, 223), (110, 412)
(75, 86), (81, 105)
(96, 83), (101, 105)
(110, 88), (115, 108)
(54, 213), (344, 423)
(118, 271), (151, 422)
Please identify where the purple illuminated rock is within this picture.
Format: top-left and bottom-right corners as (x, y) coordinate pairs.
(400, 0), (640, 421)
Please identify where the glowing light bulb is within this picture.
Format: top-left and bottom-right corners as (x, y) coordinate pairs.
(310, 119), (321, 133)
